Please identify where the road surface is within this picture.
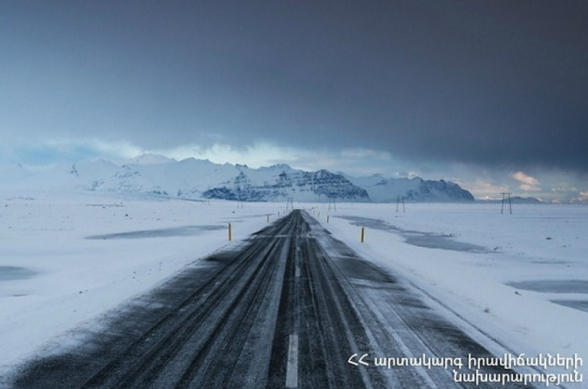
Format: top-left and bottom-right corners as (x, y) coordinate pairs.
(12, 210), (528, 388)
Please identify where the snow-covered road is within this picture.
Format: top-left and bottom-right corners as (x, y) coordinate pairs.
(1, 191), (586, 387)
(11, 210), (533, 388)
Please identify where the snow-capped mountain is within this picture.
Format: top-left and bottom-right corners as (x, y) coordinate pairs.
(202, 165), (369, 202)
(7, 156), (475, 203)
(345, 174), (475, 202)
(477, 196), (543, 204)
(0, 160), (31, 183)
(125, 153), (177, 165)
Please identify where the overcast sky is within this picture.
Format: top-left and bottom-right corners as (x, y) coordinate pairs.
(1, 1), (587, 201)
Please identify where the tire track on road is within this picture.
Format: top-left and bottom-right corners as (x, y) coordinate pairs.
(13, 210), (531, 389)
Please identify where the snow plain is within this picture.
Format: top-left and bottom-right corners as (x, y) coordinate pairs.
(0, 189), (281, 383)
(314, 202), (588, 385)
(1, 191), (587, 387)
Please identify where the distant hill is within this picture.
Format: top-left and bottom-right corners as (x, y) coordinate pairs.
(0, 160), (30, 183)
(7, 156), (475, 203)
(344, 174), (475, 202)
(477, 196), (543, 204)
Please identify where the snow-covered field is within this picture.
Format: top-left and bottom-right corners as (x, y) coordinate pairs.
(1, 191), (587, 386)
(0, 190), (282, 380)
(313, 202), (588, 384)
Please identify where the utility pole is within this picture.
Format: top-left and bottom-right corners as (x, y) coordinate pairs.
(396, 196), (405, 213)
(286, 197), (294, 211)
(501, 192), (512, 214)
(328, 197), (337, 212)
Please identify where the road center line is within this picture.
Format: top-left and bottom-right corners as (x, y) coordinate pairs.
(285, 334), (299, 388)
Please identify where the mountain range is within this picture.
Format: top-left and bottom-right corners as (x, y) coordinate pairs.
(2, 155), (475, 203)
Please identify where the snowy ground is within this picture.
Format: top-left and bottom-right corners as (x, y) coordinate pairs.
(0, 190), (283, 380)
(311, 202), (588, 384)
(1, 192), (587, 386)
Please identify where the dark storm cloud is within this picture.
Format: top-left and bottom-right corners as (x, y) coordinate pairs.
(1, 1), (587, 171)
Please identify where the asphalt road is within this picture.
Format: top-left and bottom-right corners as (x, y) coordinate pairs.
(12, 210), (529, 388)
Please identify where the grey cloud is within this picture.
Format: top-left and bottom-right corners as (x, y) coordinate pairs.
(1, 1), (587, 172)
